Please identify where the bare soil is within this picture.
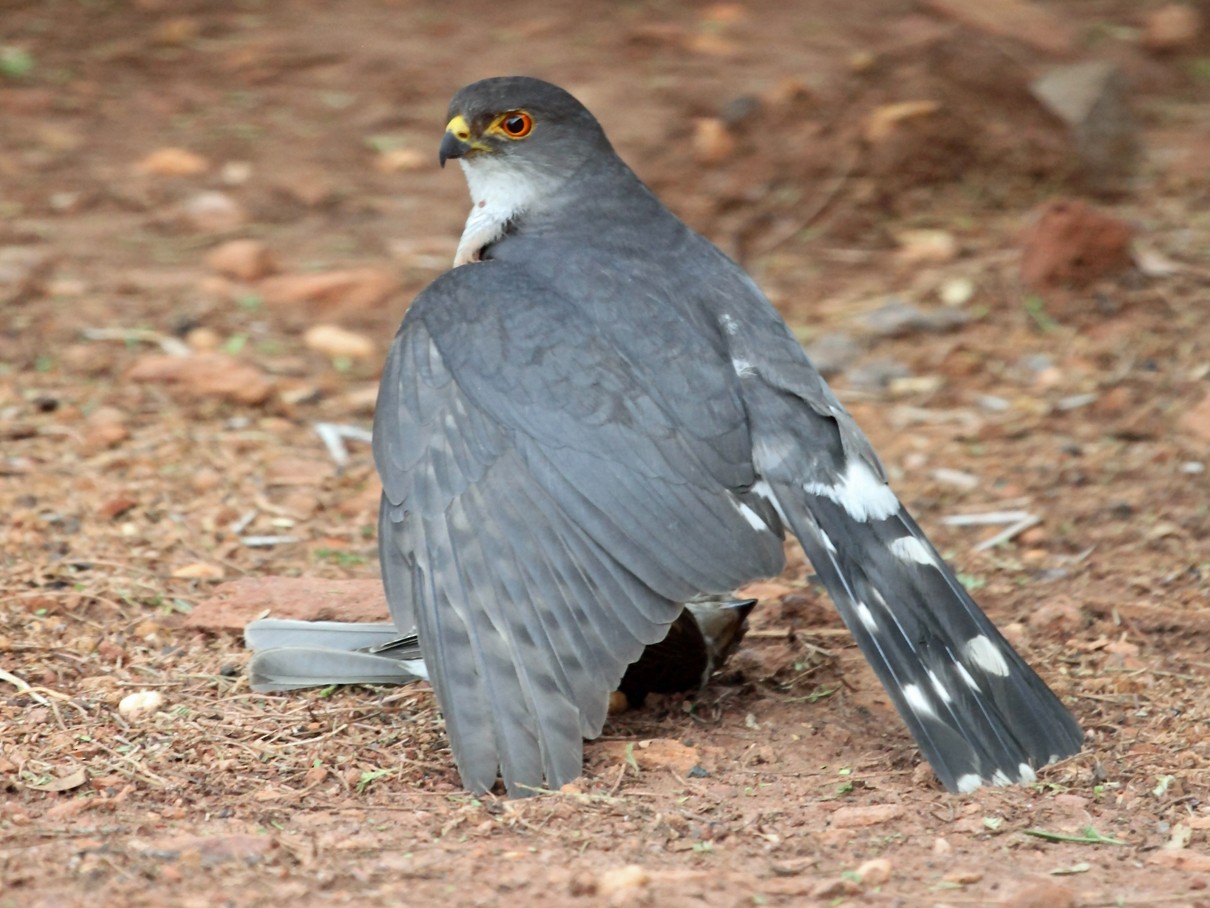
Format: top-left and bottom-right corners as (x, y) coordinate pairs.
(2, 2), (1209, 906)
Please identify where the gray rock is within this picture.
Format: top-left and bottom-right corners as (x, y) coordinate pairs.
(1031, 62), (1139, 196)
(804, 331), (861, 376)
(846, 357), (912, 393)
(859, 297), (970, 338)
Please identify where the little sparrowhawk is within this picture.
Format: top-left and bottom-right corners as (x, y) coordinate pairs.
(248, 76), (1083, 797)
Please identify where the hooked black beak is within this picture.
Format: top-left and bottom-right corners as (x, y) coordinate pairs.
(438, 130), (472, 168)
(439, 114), (475, 168)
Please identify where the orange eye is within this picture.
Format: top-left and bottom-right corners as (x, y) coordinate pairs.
(499, 111), (533, 138)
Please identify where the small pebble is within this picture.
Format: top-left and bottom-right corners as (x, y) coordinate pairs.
(376, 147), (429, 173)
(895, 228), (958, 264)
(943, 869), (984, 885)
(830, 803), (904, 828)
(691, 117), (735, 164)
(939, 276), (975, 306)
(1003, 881), (1076, 908)
(205, 239), (276, 282)
(303, 324), (377, 360)
(221, 161), (253, 185)
(931, 468), (979, 491)
(857, 857), (892, 885)
(182, 191), (246, 232)
(136, 147), (209, 176)
(975, 394), (1011, 412)
(118, 690), (164, 719)
(811, 877), (861, 899)
(1143, 3), (1203, 53)
(597, 865), (649, 897)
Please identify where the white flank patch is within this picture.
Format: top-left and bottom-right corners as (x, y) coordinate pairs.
(401, 658), (430, 681)
(955, 662), (981, 692)
(454, 157), (544, 266)
(965, 634), (1010, 677)
(735, 499), (769, 532)
(956, 773), (983, 794)
(1018, 763), (1037, 784)
(890, 535), (935, 566)
(991, 769), (1012, 787)
(818, 529), (838, 554)
(804, 459), (899, 523)
(732, 358), (755, 378)
(751, 479), (790, 525)
(856, 602), (878, 632)
(901, 683), (936, 719)
(928, 669), (953, 704)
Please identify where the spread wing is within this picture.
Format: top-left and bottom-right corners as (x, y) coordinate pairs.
(372, 262), (784, 794)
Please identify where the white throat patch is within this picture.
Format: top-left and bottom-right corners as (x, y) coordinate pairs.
(454, 157), (544, 266)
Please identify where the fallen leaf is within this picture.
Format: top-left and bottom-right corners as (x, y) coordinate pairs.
(205, 239), (277, 281)
(126, 351), (274, 406)
(137, 147), (209, 176)
(691, 118), (735, 165)
(375, 148), (428, 173)
(830, 804), (904, 828)
(303, 324), (377, 359)
(863, 101), (940, 144)
(260, 268), (399, 313)
(1148, 849), (1210, 872)
(26, 768), (88, 793)
(597, 738), (700, 774)
(172, 562), (225, 580)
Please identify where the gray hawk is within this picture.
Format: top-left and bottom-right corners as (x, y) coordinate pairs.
(248, 76), (1083, 797)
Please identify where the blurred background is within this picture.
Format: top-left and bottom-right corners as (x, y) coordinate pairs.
(2, 2), (1209, 904)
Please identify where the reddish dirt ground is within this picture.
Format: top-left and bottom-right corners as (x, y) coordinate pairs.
(2, 2), (1209, 905)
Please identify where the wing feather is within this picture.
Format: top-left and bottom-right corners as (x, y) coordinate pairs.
(372, 264), (785, 793)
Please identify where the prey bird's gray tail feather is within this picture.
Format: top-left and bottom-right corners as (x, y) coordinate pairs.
(245, 619), (427, 692)
(244, 619), (403, 652)
(771, 479), (1083, 793)
(248, 645), (428, 692)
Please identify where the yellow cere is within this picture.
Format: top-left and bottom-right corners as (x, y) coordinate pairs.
(445, 114), (472, 140)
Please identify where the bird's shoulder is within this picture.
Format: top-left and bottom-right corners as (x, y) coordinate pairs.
(406, 258), (558, 327)
(402, 258), (627, 385)
(380, 254), (756, 489)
